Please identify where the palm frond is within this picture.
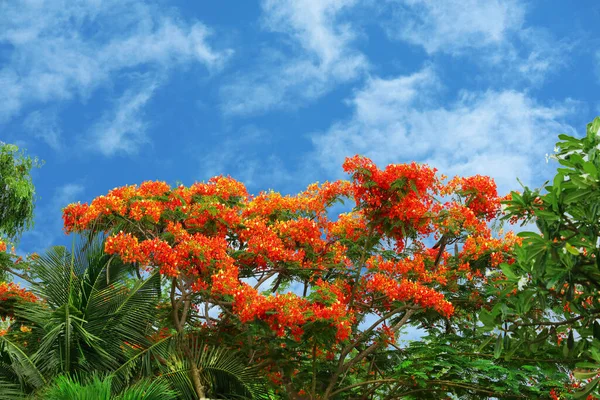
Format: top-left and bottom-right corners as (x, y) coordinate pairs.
(2, 234), (267, 399)
(160, 336), (270, 400)
(28, 246), (78, 308)
(0, 335), (46, 389)
(15, 235), (162, 379)
(115, 378), (178, 400)
(111, 333), (175, 391)
(0, 378), (24, 400)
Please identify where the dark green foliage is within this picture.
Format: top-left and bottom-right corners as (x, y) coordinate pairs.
(499, 117), (600, 397)
(0, 236), (161, 394)
(384, 332), (568, 399)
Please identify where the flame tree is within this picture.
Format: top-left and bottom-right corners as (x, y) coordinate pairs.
(62, 155), (565, 399)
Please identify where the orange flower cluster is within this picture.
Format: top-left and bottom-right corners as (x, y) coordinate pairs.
(444, 175), (499, 220)
(437, 202), (488, 238)
(0, 282), (37, 303)
(343, 155), (440, 240)
(212, 268), (354, 340)
(0, 240), (6, 253)
(63, 178), (248, 234)
(62, 156), (514, 345)
(238, 218), (305, 269)
(0, 282), (37, 320)
(366, 255), (447, 285)
(364, 273), (454, 316)
(329, 211), (367, 242)
(459, 231), (522, 269)
(105, 229), (232, 278)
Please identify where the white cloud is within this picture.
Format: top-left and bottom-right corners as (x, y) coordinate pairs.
(220, 0), (367, 116)
(493, 28), (572, 86)
(23, 109), (62, 150)
(381, 1), (570, 85)
(311, 67), (577, 194)
(384, 0), (525, 55)
(100, 19), (230, 70)
(0, 0), (231, 152)
(88, 79), (158, 156)
(261, 0), (359, 65)
(0, 70), (24, 122)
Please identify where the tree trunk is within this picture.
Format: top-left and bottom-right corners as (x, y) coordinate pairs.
(185, 346), (207, 399)
(171, 278), (207, 399)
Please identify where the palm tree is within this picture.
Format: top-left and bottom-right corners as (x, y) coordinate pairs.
(0, 237), (160, 397)
(113, 333), (269, 399)
(0, 237), (268, 399)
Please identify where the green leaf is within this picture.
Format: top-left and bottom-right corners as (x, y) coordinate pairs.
(476, 335), (495, 352)
(479, 309), (495, 329)
(499, 263), (518, 281)
(576, 362), (600, 369)
(573, 369), (598, 380)
(573, 377), (599, 399)
(564, 189), (593, 204)
(565, 243), (580, 256)
(587, 117), (600, 138)
(568, 330), (575, 351)
(494, 334), (503, 359)
(517, 231), (543, 239)
(559, 133), (578, 142)
(582, 161), (597, 176)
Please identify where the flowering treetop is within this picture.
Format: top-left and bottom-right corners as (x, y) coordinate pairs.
(62, 155), (518, 396)
(62, 155), (512, 333)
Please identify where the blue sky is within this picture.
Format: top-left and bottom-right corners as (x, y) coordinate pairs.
(1, 0), (599, 254)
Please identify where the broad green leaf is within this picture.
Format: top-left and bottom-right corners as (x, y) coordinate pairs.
(500, 263), (518, 280)
(582, 161), (598, 177)
(565, 243), (580, 256)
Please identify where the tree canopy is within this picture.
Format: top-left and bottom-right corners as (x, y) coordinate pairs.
(0, 143), (37, 243)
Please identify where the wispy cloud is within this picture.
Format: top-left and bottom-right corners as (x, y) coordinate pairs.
(220, 0), (367, 116)
(380, 0), (571, 85)
(23, 109), (63, 151)
(488, 28), (572, 86)
(87, 79), (159, 156)
(0, 0), (231, 152)
(310, 67), (577, 194)
(383, 0), (525, 55)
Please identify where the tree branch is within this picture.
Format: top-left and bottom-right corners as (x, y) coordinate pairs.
(323, 308), (416, 398)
